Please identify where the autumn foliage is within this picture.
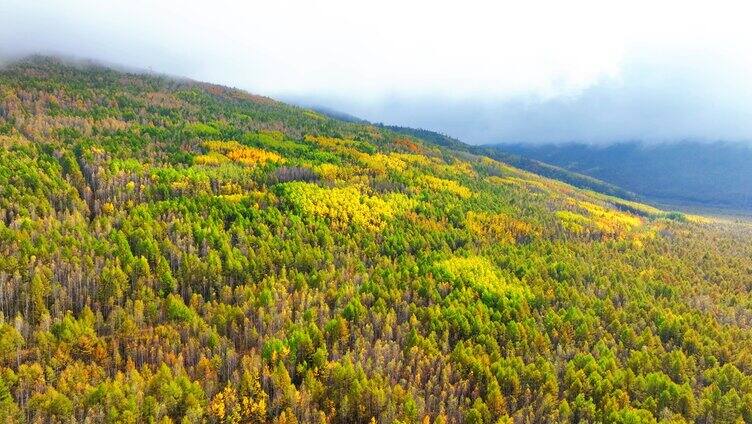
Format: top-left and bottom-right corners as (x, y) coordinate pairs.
(0, 57), (751, 424)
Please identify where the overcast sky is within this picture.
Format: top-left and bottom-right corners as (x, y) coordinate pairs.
(2, 0), (752, 144)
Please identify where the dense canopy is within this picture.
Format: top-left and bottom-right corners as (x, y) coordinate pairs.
(1, 57), (752, 423)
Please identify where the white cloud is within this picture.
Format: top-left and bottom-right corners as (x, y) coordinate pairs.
(2, 0), (752, 143)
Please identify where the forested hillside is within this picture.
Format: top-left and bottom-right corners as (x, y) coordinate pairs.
(497, 142), (752, 211)
(2, 57), (752, 423)
(375, 125), (637, 201)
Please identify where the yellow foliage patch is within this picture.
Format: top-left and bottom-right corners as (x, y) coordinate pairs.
(306, 134), (355, 149)
(200, 140), (283, 167)
(219, 194), (245, 203)
(280, 182), (414, 231)
(480, 157), (518, 174)
(419, 175), (472, 198)
(436, 256), (523, 298)
(466, 211), (539, 244)
(438, 256), (503, 286)
(556, 210), (591, 235)
(357, 153), (407, 174)
(315, 163), (341, 181)
(392, 153), (433, 167)
(226, 147), (284, 166)
(203, 140), (244, 152)
(578, 200), (641, 234)
(314, 163), (362, 182)
(593, 193), (665, 218)
(685, 214), (712, 224)
(434, 160), (477, 178)
(558, 199), (643, 238)
(194, 152), (230, 166)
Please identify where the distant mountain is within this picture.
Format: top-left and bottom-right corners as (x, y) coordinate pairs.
(494, 141), (752, 210)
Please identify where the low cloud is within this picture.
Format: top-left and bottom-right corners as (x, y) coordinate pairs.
(299, 48), (752, 145)
(3, 0), (752, 145)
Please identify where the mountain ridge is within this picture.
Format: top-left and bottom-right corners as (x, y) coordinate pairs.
(304, 105), (640, 202)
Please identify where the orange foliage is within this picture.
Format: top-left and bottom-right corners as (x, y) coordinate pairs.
(394, 138), (424, 154)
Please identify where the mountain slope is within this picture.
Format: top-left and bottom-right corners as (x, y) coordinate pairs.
(1, 57), (752, 423)
(383, 125), (639, 201)
(497, 141), (752, 211)
(302, 110), (638, 201)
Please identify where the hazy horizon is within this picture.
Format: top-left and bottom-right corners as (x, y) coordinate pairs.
(3, 0), (752, 145)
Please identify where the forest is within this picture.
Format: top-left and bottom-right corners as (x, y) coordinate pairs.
(1, 57), (752, 423)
